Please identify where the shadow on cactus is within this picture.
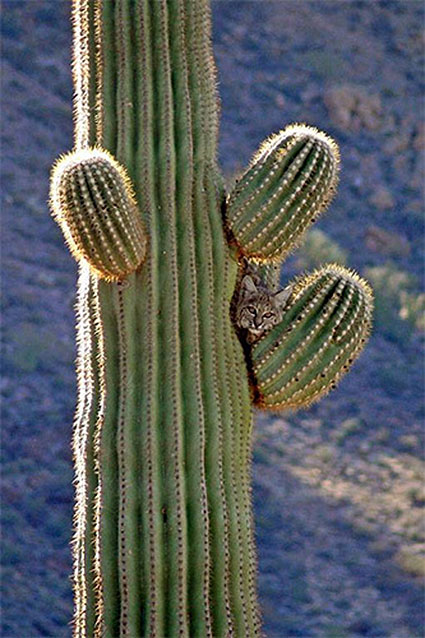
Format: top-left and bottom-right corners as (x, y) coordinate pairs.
(49, 1), (373, 636)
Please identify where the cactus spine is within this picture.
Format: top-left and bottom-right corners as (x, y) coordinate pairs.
(51, 1), (373, 636)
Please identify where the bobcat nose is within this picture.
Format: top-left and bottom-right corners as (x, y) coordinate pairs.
(254, 317), (262, 329)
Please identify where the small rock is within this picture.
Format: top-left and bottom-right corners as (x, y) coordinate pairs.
(365, 224), (410, 257)
(274, 92), (285, 108)
(368, 187), (395, 211)
(413, 122), (425, 152)
(324, 85), (383, 131)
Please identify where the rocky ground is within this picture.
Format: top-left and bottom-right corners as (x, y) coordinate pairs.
(1, 1), (424, 636)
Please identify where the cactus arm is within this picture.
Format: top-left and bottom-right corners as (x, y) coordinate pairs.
(223, 122), (372, 414)
(50, 148), (147, 281)
(250, 266), (373, 411)
(224, 124), (340, 263)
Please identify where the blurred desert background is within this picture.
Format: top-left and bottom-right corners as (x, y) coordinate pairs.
(1, 1), (424, 636)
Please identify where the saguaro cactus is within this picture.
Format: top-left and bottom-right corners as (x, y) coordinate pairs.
(50, 2), (373, 636)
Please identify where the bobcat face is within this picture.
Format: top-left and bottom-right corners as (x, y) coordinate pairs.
(236, 275), (292, 341)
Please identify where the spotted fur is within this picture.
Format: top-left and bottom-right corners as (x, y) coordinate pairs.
(235, 275), (292, 343)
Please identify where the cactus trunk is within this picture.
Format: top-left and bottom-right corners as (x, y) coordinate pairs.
(71, 1), (259, 636)
(52, 0), (373, 635)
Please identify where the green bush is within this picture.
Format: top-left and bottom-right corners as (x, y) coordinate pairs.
(365, 264), (424, 341)
(295, 229), (347, 271)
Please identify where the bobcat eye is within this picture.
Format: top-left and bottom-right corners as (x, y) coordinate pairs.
(264, 312), (274, 319)
(247, 306), (256, 314)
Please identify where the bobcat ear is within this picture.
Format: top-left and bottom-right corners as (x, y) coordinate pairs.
(273, 286), (292, 307)
(241, 275), (258, 294)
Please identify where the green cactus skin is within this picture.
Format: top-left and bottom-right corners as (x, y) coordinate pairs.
(225, 124), (340, 262)
(64, 1), (259, 636)
(251, 265), (373, 411)
(50, 148), (147, 281)
(51, 1), (372, 636)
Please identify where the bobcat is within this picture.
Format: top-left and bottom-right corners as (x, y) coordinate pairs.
(235, 274), (292, 344)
